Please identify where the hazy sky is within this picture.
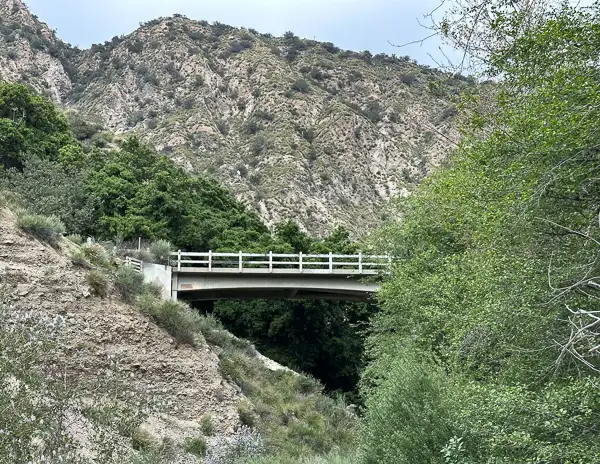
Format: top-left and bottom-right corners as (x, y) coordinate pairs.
(23, 0), (454, 67)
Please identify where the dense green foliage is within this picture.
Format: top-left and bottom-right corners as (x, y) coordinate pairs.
(214, 221), (375, 397)
(362, 3), (600, 463)
(215, 299), (376, 395)
(0, 83), (76, 169)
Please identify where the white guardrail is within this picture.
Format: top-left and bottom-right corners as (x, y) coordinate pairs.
(124, 256), (143, 273)
(169, 251), (391, 274)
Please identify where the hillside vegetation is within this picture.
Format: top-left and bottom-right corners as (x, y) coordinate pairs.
(0, 79), (366, 463)
(2, 0), (599, 463)
(362, 2), (600, 463)
(0, 0), (467, 236)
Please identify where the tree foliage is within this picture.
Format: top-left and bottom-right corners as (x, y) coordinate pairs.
(363, 3), (600, 462)
(0, 83), (75, 168)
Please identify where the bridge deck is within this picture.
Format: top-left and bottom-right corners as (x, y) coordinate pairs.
(174, 267), (380, 276)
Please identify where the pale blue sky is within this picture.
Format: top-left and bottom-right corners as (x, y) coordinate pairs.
(24, 0), (454, 67)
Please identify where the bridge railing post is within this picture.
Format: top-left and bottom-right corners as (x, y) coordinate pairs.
(269, 251), (273, 273)
(177, 250), (181, 271)
(299, 251), (303, 272)
(239, 251), (243, 273)
(359, 252), (362, 273)
(329, 252), (333, 274)
(209, 250), (212, 271)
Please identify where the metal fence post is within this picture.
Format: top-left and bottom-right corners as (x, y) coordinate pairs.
(329, 252), (333, 273)
(299, 252), (303, 272)
(359, 252), (362, 273)
(239, 251), (243, 272)
(269, 251), (273, 273)
(177, 250), (181, 271)
(209, 250), (212, 271)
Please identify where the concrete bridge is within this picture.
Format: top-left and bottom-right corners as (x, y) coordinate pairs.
(134, 251), (389, 302)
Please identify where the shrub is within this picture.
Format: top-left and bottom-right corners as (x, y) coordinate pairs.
(115, 266), (144, 302)
(17, 212), (65, 247)
(439, 106), (458, 121)
(251, 135), (267, 155)
(0, 189), (23, 209)
(194, 75), (204, 88)
(71, 249), (91, 268)
(66, 234), (83, 245)
(399, 74), (417, 85)
(244, 120), (264, 135)
(322, 42), (340, 54)
(363, 101), (383, 124)
(291, 79), (310, 93)
(205, 426), (264, 464)
(217, 120), (229, 135)
(87, 270), (109, 298)
(238, 401), (257, 427)
(254, 109), (274, 121)
(132, 249), (154, 263)
(3, 156), (96, 236)
(361, 353), (455, 464)
(135, 294), (200, 345)
(82, 243), (111, 268)
(298, 127), (316, 143)
(131, 428), (157, 452)
(197, 314), (249, 350)
(185, 436), (207, 458)
(200, 414), (217, 436)
(149, 239), (173, 265)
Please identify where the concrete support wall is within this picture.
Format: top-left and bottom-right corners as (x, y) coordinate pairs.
(142, 263), (172, 300)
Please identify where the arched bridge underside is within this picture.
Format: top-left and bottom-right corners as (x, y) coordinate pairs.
(137, 252), (388, 303)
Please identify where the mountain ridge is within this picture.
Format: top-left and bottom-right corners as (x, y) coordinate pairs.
(0, 0), (466, 236)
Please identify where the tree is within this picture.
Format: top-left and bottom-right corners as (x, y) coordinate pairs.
(86, 137), (270, 250)
(363, 3), (600, 462)
(0, 83), (75, 168)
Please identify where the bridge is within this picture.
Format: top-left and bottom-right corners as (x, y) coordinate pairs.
(134, 252), (390, 302)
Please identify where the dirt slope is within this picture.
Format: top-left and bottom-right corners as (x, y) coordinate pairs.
(0, 208), (242, 461)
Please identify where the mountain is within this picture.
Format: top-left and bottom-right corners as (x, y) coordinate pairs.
(0, 0), (466, 236)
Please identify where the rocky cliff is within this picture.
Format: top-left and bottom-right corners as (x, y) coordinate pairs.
(0, 0), (467, 236)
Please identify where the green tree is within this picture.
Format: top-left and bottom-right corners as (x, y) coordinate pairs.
(362, 3), (600, 462)
(0, 83), (74, 166)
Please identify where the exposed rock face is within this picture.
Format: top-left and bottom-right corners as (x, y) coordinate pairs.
(0, 0), (74, 100)
(0, 0), (467, 236)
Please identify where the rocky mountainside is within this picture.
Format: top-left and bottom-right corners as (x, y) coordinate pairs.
(0, 0), (467, 236)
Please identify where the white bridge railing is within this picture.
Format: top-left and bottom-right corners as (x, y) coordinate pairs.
(124, 256), (143, 273)
(170, 251), (391, 274)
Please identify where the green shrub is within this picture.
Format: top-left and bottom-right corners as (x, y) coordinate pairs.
(132, 249), (153, 263)
(198, 314), (249, 350)
(82, 243), (111, 268)
(71, 249), (91, 268)
(115, 266), (144, 302)
(87, 270), (109, 298)
(184, 435), (207, 458)
(238, 400), (257, 427)
(360, 353), (455, 464)
(200, 414), (216, 436)
(17, 212), (65, 247)
(149, 240), (172, 265)
(135, 294), (200, 345)
(2, 156), (96, 235)
(0, 189), (23, 209)
(66, 234), (83, 245)
(291, 79), (310, 93)
(131, 428), (157, 452)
